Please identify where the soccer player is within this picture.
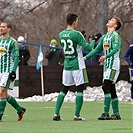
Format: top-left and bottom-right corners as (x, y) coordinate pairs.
(124, 44), (133, 101)
(0, 21), (26, 122)
(53, 13), (101, 121)
(84, 17), (122, 120)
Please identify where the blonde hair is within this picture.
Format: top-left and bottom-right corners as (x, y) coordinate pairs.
(113, 17), (122, 30)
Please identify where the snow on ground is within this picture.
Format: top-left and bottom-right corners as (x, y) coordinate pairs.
(16, 80), (132, 102)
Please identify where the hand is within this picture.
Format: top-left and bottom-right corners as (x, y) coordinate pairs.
(9, 71), (16, 82)
(99, 56), (106, 62)
(81, 30), (86, 38)
(93, 33), (102, 42)
(83, 57), (87, 60)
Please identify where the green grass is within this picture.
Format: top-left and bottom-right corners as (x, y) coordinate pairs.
(0, 101), (132, 133)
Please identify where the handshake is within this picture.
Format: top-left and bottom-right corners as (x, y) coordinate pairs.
(81, 30), (102, 42)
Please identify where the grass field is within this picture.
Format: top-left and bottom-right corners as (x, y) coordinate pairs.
(0, 101), (132, 133)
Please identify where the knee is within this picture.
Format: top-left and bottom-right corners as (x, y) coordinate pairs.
(76, 84), (84, 93)
(102, 80), (112, 94)
(102, 85), (110, 94)
(62, 85), (69, 95)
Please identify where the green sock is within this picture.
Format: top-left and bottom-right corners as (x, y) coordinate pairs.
(54, 91), (65, 115)
(104, 93), (111, 115)
(7, 96), (22, 113)
(75, 92), (83, 117)
(112, 98), (120, 116)
(0, 98), (6, 119)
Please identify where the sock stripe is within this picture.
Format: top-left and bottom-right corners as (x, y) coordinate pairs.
(60, 91), (65, 96)
(105, 93), (111, 98)
(76, 92), (83, 96)
(112, 98), (118, 102)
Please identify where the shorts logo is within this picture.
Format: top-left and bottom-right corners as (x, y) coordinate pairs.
(0, 47), (7, 55)
(104, 42), (110, 50)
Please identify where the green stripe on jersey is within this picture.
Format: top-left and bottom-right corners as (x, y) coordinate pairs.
(109, 69), (116, 81)
(83, 68), (89, 83)
(0, 36), (19, 73)
(103, 31), (121, 71)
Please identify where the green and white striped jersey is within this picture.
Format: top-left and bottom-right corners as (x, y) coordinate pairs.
(59, 29), (95, 70)
(86, 31), (121, 71)
(0, 36), (19, 73)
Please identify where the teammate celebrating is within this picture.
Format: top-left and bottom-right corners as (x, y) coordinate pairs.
(0, 21), (26, 122)
(53, 13), (101, 121)
(84, 17), (122, 120)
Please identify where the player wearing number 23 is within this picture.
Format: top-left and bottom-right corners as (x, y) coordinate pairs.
(53, 13), (101, 121)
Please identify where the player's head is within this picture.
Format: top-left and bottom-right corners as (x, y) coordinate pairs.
(106, 17), (122, 31)
(66, 13), (78, 27)
(112, 17), (122, 30)
(0, 21), (12, 36)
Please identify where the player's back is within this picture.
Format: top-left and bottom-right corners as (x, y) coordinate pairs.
(59, 29), (86, 70)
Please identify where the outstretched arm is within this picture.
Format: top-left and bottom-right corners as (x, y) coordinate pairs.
(84, 37), (103, 60)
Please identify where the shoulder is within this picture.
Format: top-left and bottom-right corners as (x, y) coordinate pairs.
(113, 31), (121, 38)
(73, 29), (81, 35)
(112, 31), (121, 42)
(9, 37), (18, 47)
(10, 37), (17, 43)
(59, 30), (66, 35)
(113, 31), (119, 36)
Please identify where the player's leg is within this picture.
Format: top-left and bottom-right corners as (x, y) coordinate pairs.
(108, 69), (121, 120)
(6, 94), (26, 121)
(53, 70), (72, 121)
(0, 73), (9, 122)
(74, 84), (85, 121)
(53, 85), (69, 120)
(3, 72), (26, 121)
(98, 69), (120, 120)
(0, 87), (7, 122)
(73, 68), (88, 121)
(110, 83), (121, 120)
(98, 79), (112, 120)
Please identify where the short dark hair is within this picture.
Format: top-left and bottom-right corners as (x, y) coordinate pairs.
(66, 13), (78, 25)
(1, 21), (12, 29)
(113, 17), (122, 31)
